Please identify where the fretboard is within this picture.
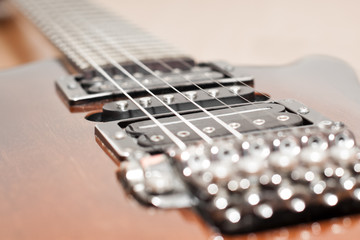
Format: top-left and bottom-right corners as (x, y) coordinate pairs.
(13, 0), (191, 74)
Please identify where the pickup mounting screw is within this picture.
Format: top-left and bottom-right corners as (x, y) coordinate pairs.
(150, 135), (164, 142)
(163, 94), (175, 104)
(116, 101), (128, 111)
(298, 107), (309, 115)
(67, 82), (77, 89)
(139, 97), (152, 107)
(114, 131), (126, 140)
(229, 86), (241, 95)
(185, 91), (197, 101)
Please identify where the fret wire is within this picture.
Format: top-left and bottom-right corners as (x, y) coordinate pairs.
(21, 0), (217, 146)
(32, 0), (245, 141)
(14, 0), (189, 72)
(15, 0), (294, 139)
(73, 8), (295, 133)
(78, 23), (245, 140)
(31, 3), (188, 150)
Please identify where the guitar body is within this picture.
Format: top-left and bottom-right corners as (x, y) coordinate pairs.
(1, 56), (360, 240)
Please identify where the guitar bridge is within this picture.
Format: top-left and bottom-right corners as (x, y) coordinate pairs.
(95, 97), (360, 233)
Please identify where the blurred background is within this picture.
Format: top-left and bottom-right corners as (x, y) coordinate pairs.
(1, 0), (360, 77)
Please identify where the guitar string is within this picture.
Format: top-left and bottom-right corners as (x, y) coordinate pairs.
(78, 14), (297, 133)
(62, 1), (293, 132)
(96, 23), (295, 132)
(40, 3), (238, 145)
(61, 21), (215, 145)
(29, 0), (245, 146)
(82, 24), (272, 136)
(28, 0), (248, 141)
(53, 9), (245, 140)
(26, 0), (294, 142)
(24, 1), (190, 151)
(47, 0), (294, 136)
(65, 9), (267, 139)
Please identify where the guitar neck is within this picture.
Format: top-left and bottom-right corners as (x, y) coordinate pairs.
(13, 0), (193, 76)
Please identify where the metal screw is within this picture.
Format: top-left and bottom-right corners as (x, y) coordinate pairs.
(150, 135), (164, 142)
(67, 82), (77, 89)
(229, 86), (241, 95)
(298, 107), (309, 115)
(277, 115), (290, 121)
(253, 119), (265, 126)
(115, 101), (128, 111)
(177, 131), (190, 137)
(185, 91), (197, 101)
(229, 122), (241, 129)
(163, 94), (175, 104)
(208, 89), (219, 98)
(203, 127), (215, 133)
(114, 131), (126, 140)
(139, 97), (152, 107)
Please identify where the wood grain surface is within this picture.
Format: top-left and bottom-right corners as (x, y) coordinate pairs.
(1, 0), (360, 240)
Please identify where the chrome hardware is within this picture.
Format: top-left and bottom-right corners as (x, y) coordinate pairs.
(177, 131), (190, 138)
(165, 121), (360, 233)
(253, 119), (265, 125)
(229, 122), (241, 129)
(229, 86), (241, 95)
(203, 127), (215, 134)
(115, 101), (128, 111)
(298, 106), (310, 114)
(208, 89), (219, 97)
(150, 135), (164, 142)
(185, 91), (197, 101)
(139, 97), (152, 107)
(162, 94), (175, 104)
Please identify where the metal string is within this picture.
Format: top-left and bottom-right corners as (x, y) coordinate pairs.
(24, 0), (294, 144)
(24, 2), (189, 151)
(64, 22), (215, 145)
(81, 20), (295, 133)
(49, 7), (245, 140)
(59, 2), (291, 136)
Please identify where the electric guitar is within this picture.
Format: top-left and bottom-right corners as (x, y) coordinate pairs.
(2, 0), (360, 239)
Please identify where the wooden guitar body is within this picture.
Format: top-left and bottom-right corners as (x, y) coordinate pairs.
(1, 56), (360, 239)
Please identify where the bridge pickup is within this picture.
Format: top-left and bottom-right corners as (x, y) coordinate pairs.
(127, 103), (303, 148)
